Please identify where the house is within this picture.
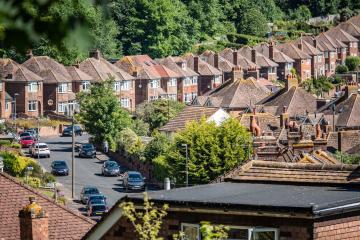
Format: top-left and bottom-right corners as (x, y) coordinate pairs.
(254, 42), (295, 80)
(199, 50), (235, 82)
(219, 48), (260, 79)
(183, 54), (223, 96)
(0, 171), (94, 240)
(191, 67), (270, 116)
(115, 55), (180, 105)
(79, 50), (136, 111)
(316, 32), (347, 65)
(294, 38), (325, 78)
(84, 160), (360, 240)
(157, 56), (199, 103)
(337, 21), (360, 55)
(238, 46), (278, 81)
(22, 55), (76, 115)
(159, 106), (230, 137)
(66, 65), (96, 93)
(276, 43), (312, 81)
(326, 27), (359, 56)
(0, 58), (43, 117)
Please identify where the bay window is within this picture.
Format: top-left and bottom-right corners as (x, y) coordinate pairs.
(120, 98), (131, 108)
(169, 78), (177, 87)
(121, 80), (132, 90)
(28, 82), (39, 92)
(58, 83), (68, 93)
(114, 82), (121, 92)
(150, 79), (160, 88)
(28, 101), (37, 111)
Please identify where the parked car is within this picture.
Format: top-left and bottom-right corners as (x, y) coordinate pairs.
(62, 125), (83, 137)
(80, 186), (100, 204)
(31, 143), (50, 158)
(78, 144), (96, 158)
(19, 136), (36, 148)
(101, 161), (120, 176)
(25, 128), (39, 139)
(19, 132), (32, 138)
(87, 203), (108, 217)
(86, 194), (107, 209)
(123, 171), (146, 192)
(51, 160), (69, 176)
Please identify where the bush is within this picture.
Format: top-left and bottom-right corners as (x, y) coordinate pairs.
(345, 56), (360, 71)
(25, 177), (41, 188)
(335, 65), (349, 74)
(10, 143), (21, 149)
(0, 140), (11, 146)
(42, 172), (56, 184)
(2, 152), (36, 177)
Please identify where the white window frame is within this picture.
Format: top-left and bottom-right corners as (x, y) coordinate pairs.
(58, 83), (68, 93)
(181, 223), (200, 240)
(121, 80), (132, 91)
(28, 82), (39, 92)
(82, 81), (91, 91)
(249, 227), (279, 240)
(58, 102), (67, 113)
(184, 77), (191, 86)
(169, 78), (177, 87)
(191, 76), (198, 85)
(0, 82), (3, 92)
(28, 100), (37, 112)
(150, 79), (160, 89)
(167, 94), (177, 100)
(317, 55), (322, 63)
(114, 82), (121, 92)
(5, 101), (10, 111)
(120, 98), (131, 108)
(324, 52), (329, 58)
(149, 96), (159, 101)
(214, 76), (221, 84)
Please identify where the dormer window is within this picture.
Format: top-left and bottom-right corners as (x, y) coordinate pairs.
(181, 62), (186, 69)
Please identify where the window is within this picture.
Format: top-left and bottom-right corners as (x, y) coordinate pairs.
(181, 223), (200, 240)
(169, 78), (177, 87)
(325, 64), (329, 70)
(167, 94), (177, 100)
(114, 82), (121, 92)
(120, 98), (131, 108)
(121, 80), (132, 90)
(192, 76), (198, 85)
(184, 77), (191, 86)
(317, 55), (322, 62)
(214, 76), (221, 84)
(58, 83), (68, 93)
(330, 64), (335, 70)
(28, 82), (39, 92)
(0, 82), (2, 91)
(181, 62), (186, 69)
(354, 42), (358, 48)
(250, 228), (279, 240)
(342, 48), (347, 53)
(286, 63), (293, 70)
(184, 92), (197, 103)
(28, 100), (37, 111)
(149, 96), (158, 101)
(324, 52), (329, 58)
(150, 79), (160, 88)
(82, 81), (91, 91)
(5, 101), (10, 111)
(58, 102), (67, 113)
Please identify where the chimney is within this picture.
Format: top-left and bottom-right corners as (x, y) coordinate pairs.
(285, 74), (298, 91)
(250, 108), (261, 137)
(19, 197), (49, 240)
(214, 53), (219, 69)
(344, 82), (358, 98)
(298, 40), (303, 51)
(194, 56), (199, 73)
(230, 66), (243, 81)
(269, 42), (274, 60)
(89, 49), (101, 60)
(280, 106), (289, 128)
(246, 66), (259, 79)
(26, 49), (33, 59)
(251, 49), (257, 63)
(233, 51), (238, 66)
(313, 38), (318, 49)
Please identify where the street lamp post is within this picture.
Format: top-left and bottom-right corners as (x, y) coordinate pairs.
(37, 118), (40, 160)
(181, 143), (189, 187)
(71, 113), (75, 199)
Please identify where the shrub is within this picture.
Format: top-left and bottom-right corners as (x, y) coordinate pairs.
(25, 177), (41, 188)
(42, 172), (56, 184)
(335, 65), (349, 74)
(2, 152), (36, 177)
(0, 140), (11, 146)
(10, 143), (21, 149)
(345, 56), (360, 71)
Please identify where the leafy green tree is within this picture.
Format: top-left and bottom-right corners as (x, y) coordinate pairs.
(335, 151), (360, 164)
(144, 131), (170, 162)
(302, 76), (334, 97)
(200, 222), (229, 240)
(335, 65), (349, 74)
(345, 56), (360, 71)
(131, 119), (150, 136)
(77, 79), (132, 148)
(117, 128), (145, 160)
(136, 99), (185, 132)
(291, 5), (312, 22)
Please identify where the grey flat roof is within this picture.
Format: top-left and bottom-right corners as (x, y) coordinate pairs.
(125, 182), (360, 216)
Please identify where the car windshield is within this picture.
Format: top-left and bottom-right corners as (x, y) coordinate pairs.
(53, 162), (67, 168)
(84, 188), (99, 195)
(129, 173), (142, 180)
(36, 144), (48, 149)
(90, 199), (105, 205)
(22, 136), (33, 140)
(20, 133), (30, 136)
(92, 205), (106, 211)
(105, 162), (118, 168)
(82, 144), (94, 149)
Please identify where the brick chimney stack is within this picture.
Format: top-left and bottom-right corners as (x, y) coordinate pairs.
(89, 49), (101, 60)
(230, 66), (243, 82)
(233, 51), (238, 66)
(298, 40), (303, 51)
(26, 49), (33, 59)
(313, 38), (318, 49)
(19, 197), (49, 240)
(285, 73), (298, 91)
(344, 82), (358, 98)
(214, 53), (219, 69)
(194, 56), (199, 73)
(251, 49), (257, 64)
(269, 42), (274, 61)
(280, 106), (289, 129)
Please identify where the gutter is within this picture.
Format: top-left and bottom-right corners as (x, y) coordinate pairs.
(313, 202), (360, 218)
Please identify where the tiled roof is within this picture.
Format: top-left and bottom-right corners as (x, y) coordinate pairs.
(239, 112), (280, 134)
(337, 21), (360, 38)
(0, 58), (43, 82)
(0, 172), (94, 240)
(80, 57), (134, 82)
(183, 54), (222, 76)
(348, 15), (360, 28)
(152, 64), (181, 78)
(276, 43), (311, 60)
(254, 43), (294, 63)
(238, 46), (278, 67)
(225, 160), (360, 185)
(326, 27), (359, 43)
(66, 66), (95, 82)
(334, 93), (360, 128)
(219, 48), (260, 70)
(157, 56), (198, 78)
(200, 50), (235, 72)
(159, 106), (219, 132)
(316, 32), (347, 49)
(261, 86), (317, 116)
(294, 38), (322, 56)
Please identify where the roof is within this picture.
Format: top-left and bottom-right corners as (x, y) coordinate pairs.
(254, 43), (295, 63)
(294, 39), (322, 56)
(348, 15), (360, 28)
(183, 54), (222, 76)
(239, 112), (280, 133)
(276, 43), (311, 60)
(159, 106), (219, 132)
(326, 27), (359, 43)
(238, 46), (278, 67)
(0, 172), (94, 240)
(337, 21), (360, 38)
(22, 56), (72, 83)
(65, 66), (95, 82)
(316, 32), (347, 49)
(157, 56), (198, 78)
(200, 50), (235, 72)
(79, 57), (134, 82)
(0, 58), (43, 82)
(334, 93), (360, 128)
(219, 48), (260, 70)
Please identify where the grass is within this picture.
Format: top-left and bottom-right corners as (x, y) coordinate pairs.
(39, 189), (55, 198)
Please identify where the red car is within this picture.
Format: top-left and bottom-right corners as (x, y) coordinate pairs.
(19, 136), (35, 148)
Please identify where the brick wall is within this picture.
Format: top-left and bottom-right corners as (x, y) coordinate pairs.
(338, 130), (360, 152)
(198, 75), (214, 95)
(135, 78), (148, 105)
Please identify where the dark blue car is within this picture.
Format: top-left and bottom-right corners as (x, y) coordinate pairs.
(51, 160), (69, 176)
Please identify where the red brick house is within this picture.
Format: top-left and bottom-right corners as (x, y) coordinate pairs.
(337, 21), (360, 55)
(277, 43), (312, 82)
(239, 46), (278, 81)
(157, 56), (199, 103)
(183, 54), (223, 96)
(316, 32), (347, 65)
(326, 28), (359, 56)
(23, 56), (76, 115)
(199, 50), (236, 82)
(1, 58), (43, 118)
(66, 65), (96, 93)
(79, 50), (135, 112)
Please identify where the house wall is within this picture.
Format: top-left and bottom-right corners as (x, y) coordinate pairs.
(277, 63), (291, 81)
(294, 59), (311, 82)
(135, 78), (149, 105)
(115, 80), (136, 112)
(1, 81), (6, 118)
(43, 83), (57, 113)
(347, 42), (358, 56)
(325, 51), (337, 76)
(198, 75), (214, 95)
(312, 55), (325, 78)
(337, 48), (347, 65)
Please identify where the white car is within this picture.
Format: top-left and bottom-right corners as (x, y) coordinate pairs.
(31, 143), (51, 158)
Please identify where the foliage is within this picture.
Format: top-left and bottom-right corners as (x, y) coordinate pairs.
(334, 151), (360, 164)
(0, 140), (11, 146)
(336, 65), (349, 74)
(290, 5), (312, 22)
(42, 172), (56, 184)
(77, 79), (132, 147)
(120, 192), (169, 240)
(1, 152), (35, 177)
(144, 131), (170, 162)
(345, 56), (360, 71)
(200, 221), (229, 240)
(156, 117), (252, 184)
(302, 76), (334, 97)
(117, 128), (145, 160)
(24, 177), (42, 188)
(7, 118), (69, 129)
(131, 119), (150, 136)
(136, 99), (185, 132)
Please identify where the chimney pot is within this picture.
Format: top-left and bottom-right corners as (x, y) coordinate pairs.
(251, 49), (257, 63)
(89, 49), (101, 59)
(194, 56), (199, 73)
(269, 43), (274, 60)
(214, 53), (219, 69)
(233, 51), (238, 66)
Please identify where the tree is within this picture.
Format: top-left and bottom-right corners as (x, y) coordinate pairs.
(291, 5), (312, 22)
(77, 79), (132, 148)
(131, 118), (150, 136)
(200, 222), (229, 240)
(117, 128), (145, 160)
(335, 65), (349, 74)
(302, 76), (334, 97)
(345, 56), (360, 71)
(144, 131), (170, 162)
(136, 99), (185, 132)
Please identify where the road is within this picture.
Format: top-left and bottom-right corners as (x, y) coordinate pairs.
(33, 134), (128, 208)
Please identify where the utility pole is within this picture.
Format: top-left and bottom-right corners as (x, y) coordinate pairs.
(37, 118), (40, 160)
(71, 113), (75, 199)
(181, 144), (189, 187)
(13, 93), (19, 133)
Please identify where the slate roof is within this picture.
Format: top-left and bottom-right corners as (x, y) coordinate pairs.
(337, 21), (360, 38)
(316, 32), (347, 49)
(80, 57), (134, 82)
(0, 172), (94, 240)
(294, 39), (322, 56)
(276, 43), (311, 60)
(159, 106), (219, 132)
(157, 56), (198, 78)
(183, 54), (222, 76)
(326, 27), (359, 43)
(0, 58), (43, 82)
(334, 93), (360, 128)
(65, 66), (95, 82)
(219, 48), (260, 70)
(254, 43), (295, 63)
(238, 46), (278, 67)
(200, 50), (235, 72)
